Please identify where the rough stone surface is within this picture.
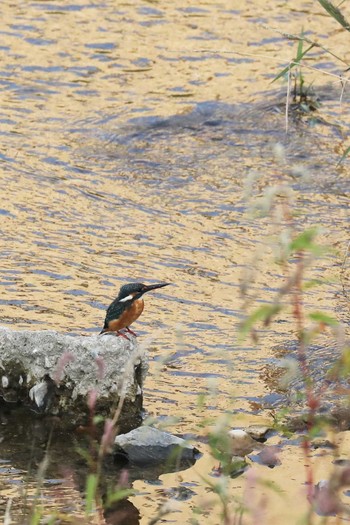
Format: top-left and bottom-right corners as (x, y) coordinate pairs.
(0, 327), (148, 429)
(245, 425), (271, 440)
(227, 429), (264, 457)
(114, 426), (199, 465)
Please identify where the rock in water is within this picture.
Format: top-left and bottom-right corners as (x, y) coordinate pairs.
(227, 429), (264, 457)
(0, 327), (148, 430)
(114, 426), (199, 465)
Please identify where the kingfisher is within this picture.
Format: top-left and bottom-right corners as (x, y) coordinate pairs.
(100, 282), (170, 337)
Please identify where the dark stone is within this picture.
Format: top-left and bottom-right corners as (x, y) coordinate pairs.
(114, 426), (199, 466)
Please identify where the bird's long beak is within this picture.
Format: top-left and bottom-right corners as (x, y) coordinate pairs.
(142, 283), (170, 293)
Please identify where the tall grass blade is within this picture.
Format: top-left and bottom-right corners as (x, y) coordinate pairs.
(337, 145), (350, 165)
(272, 44), (315, 83)
(266, 25), (349, 66)
(239, 304), (282, 339)
(296, 32), (305, 60)
(317, 0), (350, 31)
(85, 473), (98, 515)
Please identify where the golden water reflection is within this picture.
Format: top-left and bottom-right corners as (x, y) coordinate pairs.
(0, 0), (349, 523)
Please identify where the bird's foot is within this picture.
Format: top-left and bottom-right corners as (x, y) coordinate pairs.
(125, 326), (137, 337)
(100, 330), (130, 340)
(115, 330), (130, 340)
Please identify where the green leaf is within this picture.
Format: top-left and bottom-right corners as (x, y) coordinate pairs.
(85, 473), (98, 515)
(272, 43), (315, 83)
(302, 279), (325, 290)
(308, 421), (325, 439)
(308, 311), (338, 326)
(106, 488), (136, 507)
(296, 32), (304, 60)
(338, 347), (350, 375)
(257, 478), (286, 496)
(30, 508), (42, 525)
(239, 304), (282, 339)
(289, 227), (319, 252)
(197, 392), (206, 409)
(317, 0), (350, 31)
(93, 414), (105, 425)
(75, 444), (97, 466)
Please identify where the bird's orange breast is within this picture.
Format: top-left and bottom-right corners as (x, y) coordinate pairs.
(107, 298), (144, 331)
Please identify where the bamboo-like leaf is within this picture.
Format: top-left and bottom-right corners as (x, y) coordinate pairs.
(289, 227), (319, 252)
(308, 311), (338, 326)
(317, 0), (350, 31)
(272, 44), (315, 83)
(239, 304), (282, 338)
(266, 24), (348, 65)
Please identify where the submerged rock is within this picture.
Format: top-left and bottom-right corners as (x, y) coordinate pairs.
(114, 426), (199, 465)
(0, 327), (148, 430)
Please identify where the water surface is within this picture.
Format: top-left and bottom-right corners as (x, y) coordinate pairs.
(0, 0), (349, 523)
